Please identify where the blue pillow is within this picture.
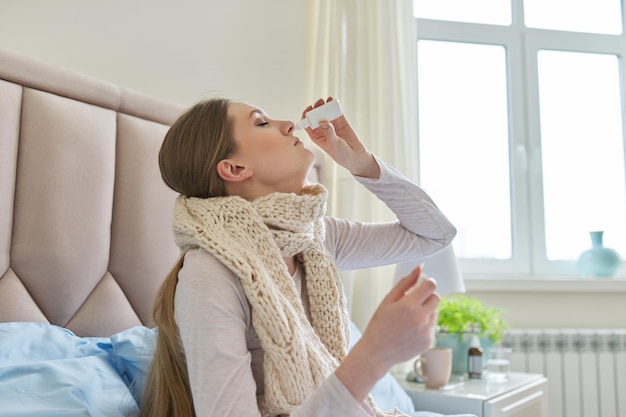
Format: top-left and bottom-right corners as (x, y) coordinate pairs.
(0, 322), (155, 417)
(348, 321), (416, 414)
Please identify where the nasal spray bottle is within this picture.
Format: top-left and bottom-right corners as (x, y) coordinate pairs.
(295, 99), (343, 130)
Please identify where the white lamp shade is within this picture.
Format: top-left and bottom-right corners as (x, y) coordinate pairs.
(394, 245), (465, 294)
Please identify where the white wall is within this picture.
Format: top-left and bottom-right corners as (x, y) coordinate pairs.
(0, 0), (312, 120)
(2, 0), (623, 331)
(467, 288), (626, 329)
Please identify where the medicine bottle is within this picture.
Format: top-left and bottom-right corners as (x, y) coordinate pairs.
(294, 99), (343, 130)
(468, 335), (483, 379)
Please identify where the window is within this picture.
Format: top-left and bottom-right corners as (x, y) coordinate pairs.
(414, 0), (626, 278)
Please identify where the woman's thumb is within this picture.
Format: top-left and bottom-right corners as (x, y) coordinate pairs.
(318, 121), (336, 138)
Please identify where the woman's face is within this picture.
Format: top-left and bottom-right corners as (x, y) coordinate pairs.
(226, 101), (315, 196)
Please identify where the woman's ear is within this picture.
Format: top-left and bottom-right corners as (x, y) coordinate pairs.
(216, 159), (253, 182)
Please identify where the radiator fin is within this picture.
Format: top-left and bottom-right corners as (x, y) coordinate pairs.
(503, 329), (626, 417)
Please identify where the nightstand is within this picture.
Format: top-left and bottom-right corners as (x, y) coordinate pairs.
(395, 372), (548, 417)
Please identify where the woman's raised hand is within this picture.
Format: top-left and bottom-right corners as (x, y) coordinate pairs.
(334, 265), (440, 402)
(359, 265), (439, 372)
(302, 98), (380, 179)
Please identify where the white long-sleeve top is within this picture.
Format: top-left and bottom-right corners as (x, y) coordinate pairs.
(174, 157), (457, 417)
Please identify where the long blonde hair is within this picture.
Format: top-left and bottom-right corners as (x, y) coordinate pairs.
(140, 99), (234, 417)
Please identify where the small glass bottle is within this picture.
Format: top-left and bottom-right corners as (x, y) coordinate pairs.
(468, 335), (483, 379)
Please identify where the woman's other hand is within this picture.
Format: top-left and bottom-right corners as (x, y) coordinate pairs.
(303, 98), (380, 179)
(359, 265), (439, 370)
(335, 265), (439, 402)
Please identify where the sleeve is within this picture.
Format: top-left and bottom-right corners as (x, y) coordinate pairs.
(325, 155), (457, 271)
(292, 374), (376, 417)
(174, 249), (375, 417)
(175, 248), (261, 417)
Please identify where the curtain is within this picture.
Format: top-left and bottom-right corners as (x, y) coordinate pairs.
(307, 0), (419, 331)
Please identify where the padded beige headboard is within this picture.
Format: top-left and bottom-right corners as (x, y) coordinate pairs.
(0, 49), (325, 337)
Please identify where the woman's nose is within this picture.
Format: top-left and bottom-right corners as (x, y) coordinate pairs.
(282, 120), (296, 135)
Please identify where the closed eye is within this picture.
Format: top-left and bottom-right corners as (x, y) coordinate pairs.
(250, 109), (270, 127)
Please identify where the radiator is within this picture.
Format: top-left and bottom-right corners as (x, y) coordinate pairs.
(503, 329), (626, 417)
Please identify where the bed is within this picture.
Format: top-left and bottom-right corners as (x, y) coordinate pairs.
(0, 48), (418, 416)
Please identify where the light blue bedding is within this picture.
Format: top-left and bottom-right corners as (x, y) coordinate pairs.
(0, 322), (154, 417)
(0, 322), (468, 417)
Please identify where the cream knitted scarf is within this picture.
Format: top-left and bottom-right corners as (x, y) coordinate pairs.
(173, 184), (407, 417)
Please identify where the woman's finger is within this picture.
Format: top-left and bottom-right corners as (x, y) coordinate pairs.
(383, 265), (422, 303)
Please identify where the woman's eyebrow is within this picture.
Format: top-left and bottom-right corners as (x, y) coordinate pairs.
(248, 109), (264, 118)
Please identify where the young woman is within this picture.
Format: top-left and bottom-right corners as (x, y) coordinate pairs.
(140, 98), (458, 417)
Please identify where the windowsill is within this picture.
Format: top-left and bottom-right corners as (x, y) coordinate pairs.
(463, 277), (626, 293)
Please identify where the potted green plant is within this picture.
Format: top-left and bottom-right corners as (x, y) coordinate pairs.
(435, 295), (508, 375)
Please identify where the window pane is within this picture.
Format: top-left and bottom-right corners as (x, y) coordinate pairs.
(418, 40), (512, 259)
(538, 50), (626, 260)
(525, 0), (622, 34)
(414, 0), (511, 25)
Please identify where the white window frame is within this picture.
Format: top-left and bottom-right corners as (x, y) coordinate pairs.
(415, 0), (626, 279)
